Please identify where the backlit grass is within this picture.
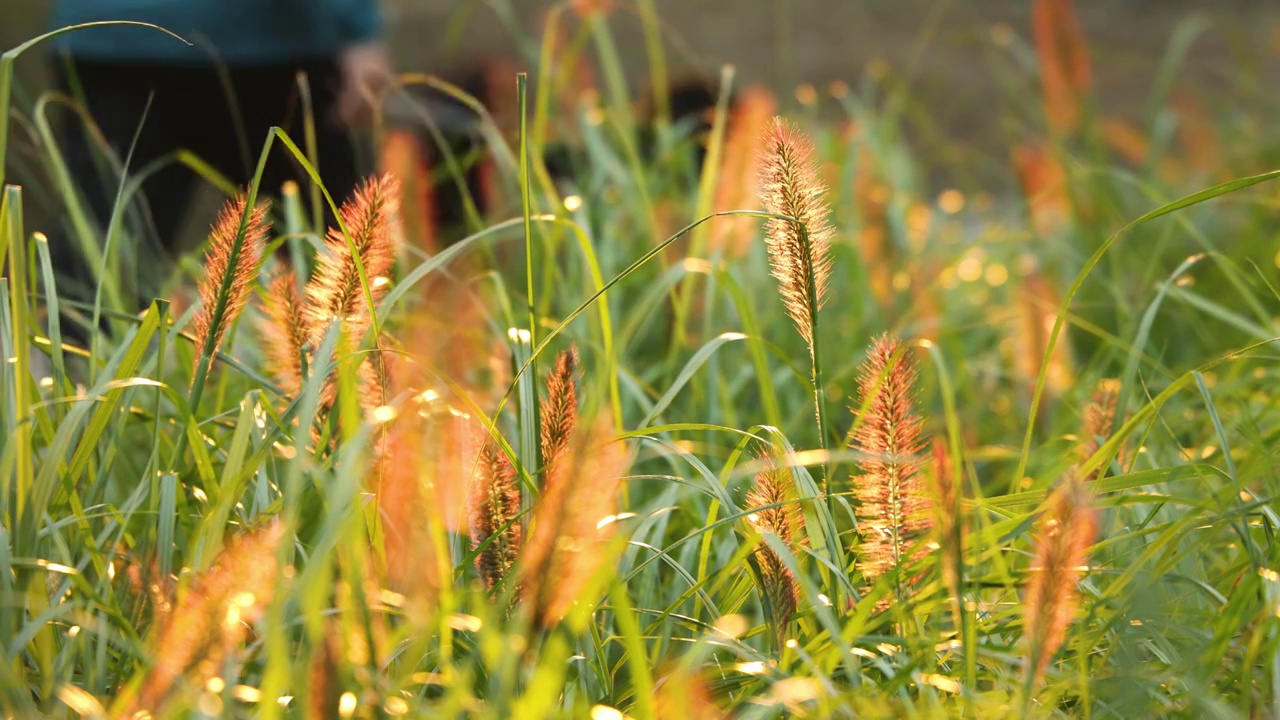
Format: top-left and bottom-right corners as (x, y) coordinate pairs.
(3, 3), (1280, 717)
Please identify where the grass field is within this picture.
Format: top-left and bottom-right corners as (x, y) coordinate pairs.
(3, 2), (1280, 718)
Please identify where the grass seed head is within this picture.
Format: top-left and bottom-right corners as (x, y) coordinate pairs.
(540, 346), (580, 476)
(1012, 264), (1075, 400)
(756, 116), (834, 351)
(745, 452), (804, 647)
(656, 669), (725, 719)
(1012, 142), (1071, 238)
(470, 439), (523, 594)
(852, 334), (931, 586)
(1023, 471), (1096, 688)
(1032, 0), (1092, 135)
(379, 129), (439, 255)
(133, 521), (285, 715)
(521, 417), (627, 627)
(260, 270), (307, 397)
(191, 197), (271, 373)
(931, 439), (963, 608)
(303, 175), (399, 349)
(711, 86), (777, 257)
(1078, 378), (1120, 476)
(376, 411), (440, 609)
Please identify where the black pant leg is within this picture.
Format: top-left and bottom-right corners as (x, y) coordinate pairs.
(51, 57), (197, 339)
(253, 60), (361, 210)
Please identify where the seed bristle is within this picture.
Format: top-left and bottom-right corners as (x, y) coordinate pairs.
(191, 197), (271, 373)
(756, 116), (834, 351)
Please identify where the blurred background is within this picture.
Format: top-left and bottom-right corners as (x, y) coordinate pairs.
(4, 0), (1280, 239)
(6, 1), (1278, 150)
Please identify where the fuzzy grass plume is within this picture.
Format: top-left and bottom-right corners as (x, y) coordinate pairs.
(374, 408), (444, 614)
(745, 452), (804, 649)
(521, 418), (627, 627)
(756, 116), (834, 350)
(711, 86), (776, 257)
(930, 439), (963, 611)
(655, 669), (724, 720)
(1012, 264), (1075, 402)
(1078, 378), (1120, 476)
(379, 129), (439, 256)
(122, 521), (285, 716)
(1022, 471), (1096, 693)
(540, 346), (580, 475)
(306, 625), (343, 720)
(1032, 0), (1092, 135)
(191, 198), (271, 372)
(470, 440), (523, 594)
(260, 270), (307, 397)
(1012, 142), (1072, 239)
(845, 122), (894, 306)
(851, 334), (931, 587)
(303, 175), (399, 348)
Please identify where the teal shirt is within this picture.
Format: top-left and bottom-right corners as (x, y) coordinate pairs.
(50, 0), (382, 65)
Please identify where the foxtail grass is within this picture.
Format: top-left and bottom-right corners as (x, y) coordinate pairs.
(1021, 471), (1096, 701)
(260, 270), (307, 397)
(118, 521), (285, 717)
(930, 439), (963, 620)
(375, 408), (444, 613)
(745, 452), (805, 650)
(756, 116), (836, 516)
(1011, 141), (1072, 239)
(540, 346), (579, 476)
(302, 175), (398, 349)
(471, 439), (523, 595)
(190, 198), (270, 376)
(851, 334), (931, 599)
(1032, 0), (1092, 136)
(756, 117), (833, 352)
(655, 669), (723, 719)
(1078, 378), (1120, 477)
(379, 130), (440, 255)
(1012, 264), (1075, 405)
(710, 86), (775, 257)
(520, 418), (627, 627)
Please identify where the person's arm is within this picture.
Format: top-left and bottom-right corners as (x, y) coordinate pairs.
(332, 0), (390, 128)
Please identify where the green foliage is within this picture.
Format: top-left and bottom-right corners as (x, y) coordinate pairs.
(4, 11), (1280, 719)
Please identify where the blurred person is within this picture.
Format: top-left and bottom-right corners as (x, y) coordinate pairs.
(44, 0), (390, 337)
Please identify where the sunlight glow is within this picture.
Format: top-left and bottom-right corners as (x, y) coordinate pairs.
(714, 614), (748, 639)
(36, 560), (77, 575)
(56, 685), (105, 717)
(590, 706), (626, 720)
(770, 677), (821, 704)
(371, 405), (398, 424)
(446, 614), (483, 632)
(233, 685), (262, 703)
(596, 512), (636, 529)
(938, 189), (965, 214)
(917, 673), (962, 694)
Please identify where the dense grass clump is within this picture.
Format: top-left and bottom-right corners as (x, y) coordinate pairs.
(4, 2), (1280, 717)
